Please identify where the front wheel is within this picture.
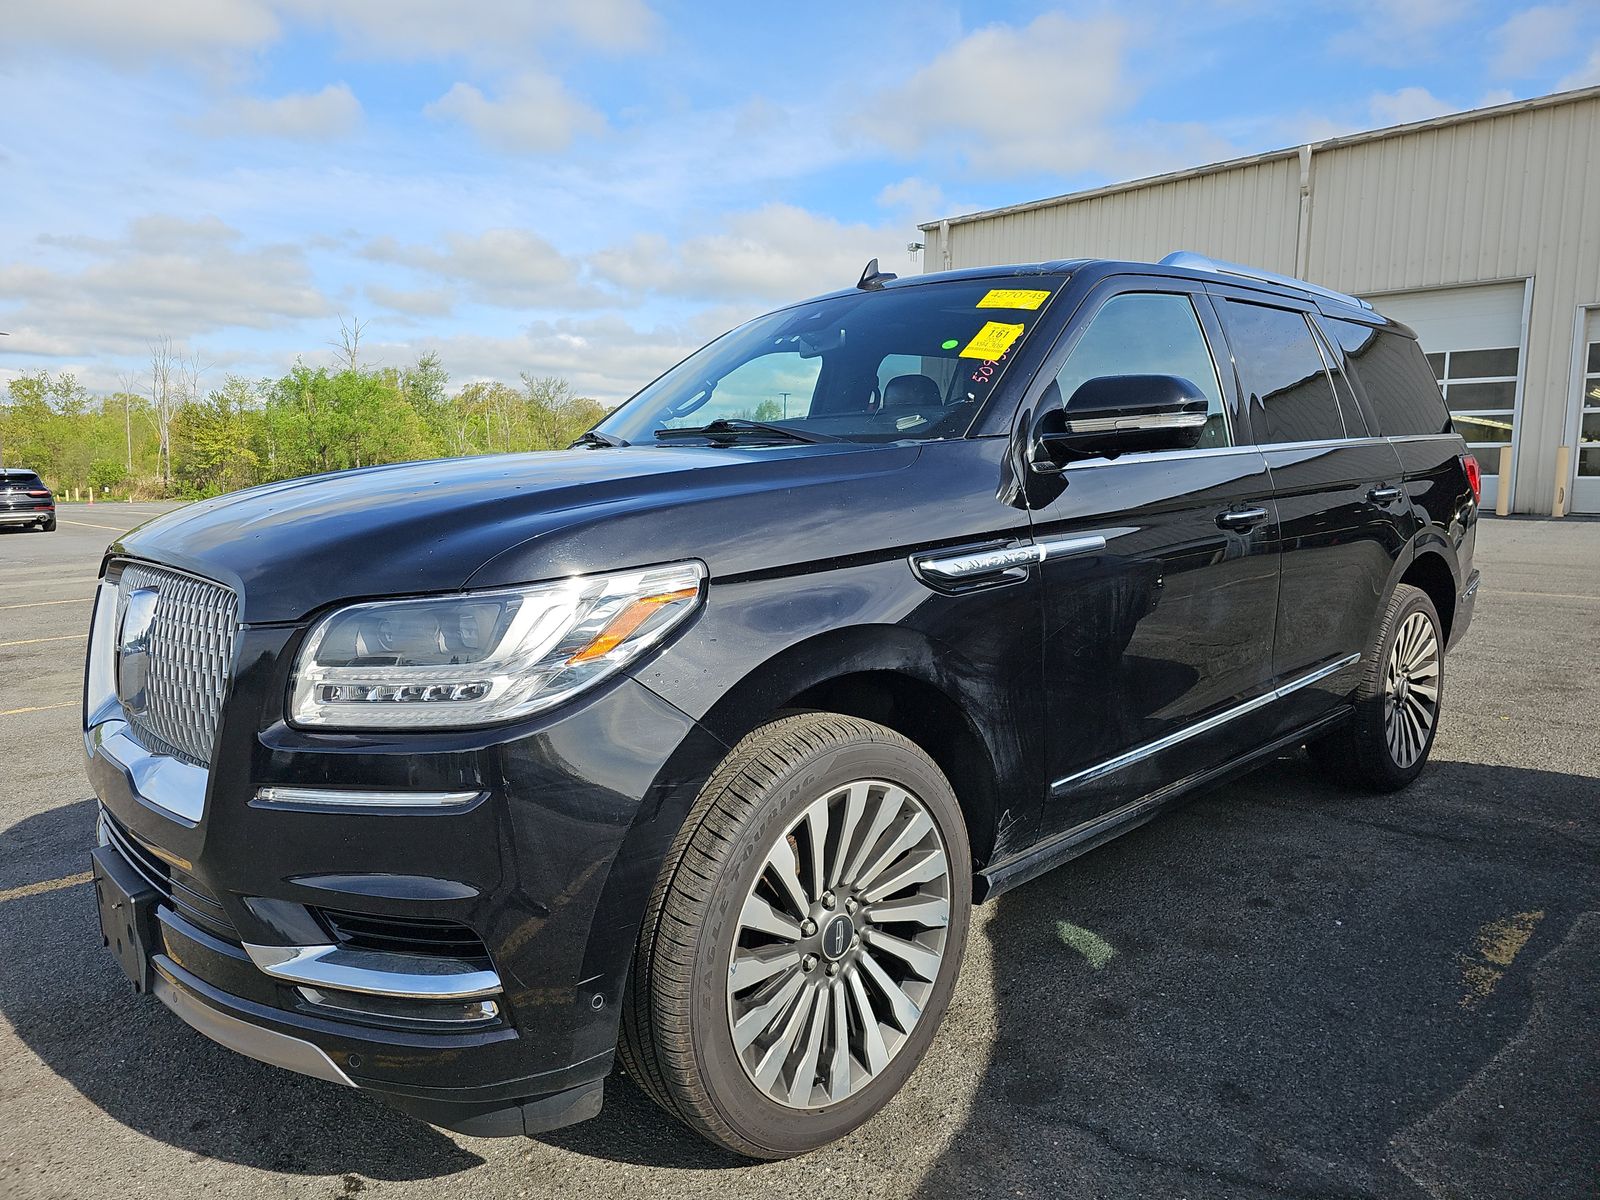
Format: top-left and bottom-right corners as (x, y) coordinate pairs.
(619, 712), (971, 1159)
(1309, 582), (1444, 790)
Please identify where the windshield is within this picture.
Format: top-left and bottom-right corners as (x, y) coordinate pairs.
(597, 277), (1062, 445)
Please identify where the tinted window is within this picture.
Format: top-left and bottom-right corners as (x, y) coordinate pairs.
(598, 277), (1062, 445)
(1223, 301), (1345, 444)
(1448, 348), (1519, 379)
(1051, 292), (1230, 448)
(1, 473), (45, 490)
(1325, 319), (1452, 437)
(677, 353), (823, 425)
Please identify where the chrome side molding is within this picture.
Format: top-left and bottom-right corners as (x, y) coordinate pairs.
(1051, 652), (1362, 792)
(253, 786), (484, 811)
(243, 942), (503, 1000)
(915, 534), (1107, 583)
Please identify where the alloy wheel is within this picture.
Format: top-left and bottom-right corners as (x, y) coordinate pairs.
(1383, 609), (1440, 769)
(725, 779), (951, 1110)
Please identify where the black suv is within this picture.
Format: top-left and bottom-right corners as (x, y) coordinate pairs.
(0, 468), (55, 531)
(85, 253), (1479, 1159)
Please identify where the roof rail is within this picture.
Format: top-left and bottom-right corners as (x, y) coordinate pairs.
(1159, 251), (1372, 311)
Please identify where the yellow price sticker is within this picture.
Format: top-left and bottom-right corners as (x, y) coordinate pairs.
(976, 288), (1051, 311)
(959, 320), (1026, 360)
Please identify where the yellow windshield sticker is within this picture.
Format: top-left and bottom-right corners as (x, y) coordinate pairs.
(959, 320), (1026, 360)
(977, 288), (1051, 311)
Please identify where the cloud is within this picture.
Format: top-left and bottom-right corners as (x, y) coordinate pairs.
(859, 13), (1131, 176)
(877, 177), (948, 219)
(590, 204), (914, 303)
(199, 83), (362, 140)
(376, 313), (712, 403)
(1559, 45), (1600, 88)
(360, 229), (608, 308)
(426, 72), (605, 153)
(0, 215), (330, 357)
(1491, 5), (1585, 78)
(2, 0), (654, 68)
(277, 0), (657, 61)
(1368, 86), (1453, 126)
(0, 0), (279, 65)
(1327, 0), (1466, 67)
(365, 284), (456, 318)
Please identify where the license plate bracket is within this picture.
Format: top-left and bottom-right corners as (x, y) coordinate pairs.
(92, 844), (160, 993)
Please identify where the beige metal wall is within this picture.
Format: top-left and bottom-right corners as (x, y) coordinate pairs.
(924, 90), (1600, 514)
(927, 155), (1302, 275)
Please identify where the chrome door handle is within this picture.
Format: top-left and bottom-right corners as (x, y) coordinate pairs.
(1368, 485), (1402, 504)
(1216, 507), (1268, 530)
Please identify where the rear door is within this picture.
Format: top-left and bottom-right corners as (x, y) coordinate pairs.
(1026, 277), (1281, 837)
(1212, 289), (1407, 731)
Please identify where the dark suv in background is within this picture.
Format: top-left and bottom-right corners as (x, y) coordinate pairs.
(0, 468), (55, 532)
(85, 252), (1478, 1159)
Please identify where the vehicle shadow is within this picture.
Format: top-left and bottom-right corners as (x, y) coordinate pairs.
(910, 752), (1600, 1199)
(9, 756), (1594, 1192)
(0, 798), (484, 1181)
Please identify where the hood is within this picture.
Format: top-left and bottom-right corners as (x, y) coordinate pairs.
(113, 443), (918, 622)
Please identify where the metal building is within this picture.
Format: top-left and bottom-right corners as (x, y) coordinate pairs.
(920, 86), (1600, 516)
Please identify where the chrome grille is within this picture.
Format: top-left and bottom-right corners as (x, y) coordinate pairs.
(115, 561), (239, 767)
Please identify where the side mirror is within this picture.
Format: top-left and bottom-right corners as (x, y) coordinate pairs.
(1030, 374), (1210, 472)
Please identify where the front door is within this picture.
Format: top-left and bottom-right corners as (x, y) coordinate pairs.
(1026, 280), (1281, 837)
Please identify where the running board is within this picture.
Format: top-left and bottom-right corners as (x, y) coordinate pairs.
(974, 709), (1349, 903)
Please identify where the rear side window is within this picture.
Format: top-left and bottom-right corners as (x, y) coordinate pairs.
(1323, 319), (1452, 436)
(1222, 300), (1346, 444)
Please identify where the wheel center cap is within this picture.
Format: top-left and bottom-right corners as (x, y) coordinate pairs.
(820, 914), (855, 961)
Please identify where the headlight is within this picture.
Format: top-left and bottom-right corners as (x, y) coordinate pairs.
(289, 561), (706, 729)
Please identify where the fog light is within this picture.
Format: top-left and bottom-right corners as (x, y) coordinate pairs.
(298, 987), (500, 1026)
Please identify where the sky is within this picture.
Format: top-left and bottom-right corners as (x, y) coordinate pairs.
(2, 1), (1598, 404)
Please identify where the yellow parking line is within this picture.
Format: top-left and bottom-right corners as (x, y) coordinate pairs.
(0, 597), (94, 611)
(0, 633), (86, 648)
(0, 701), (77, 716)
(0, 871), (93, 904)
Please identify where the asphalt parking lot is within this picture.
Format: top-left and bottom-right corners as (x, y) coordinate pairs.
(1, 504), (1596, 1199)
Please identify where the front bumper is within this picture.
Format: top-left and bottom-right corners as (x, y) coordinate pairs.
(85, 615), (728, 1134)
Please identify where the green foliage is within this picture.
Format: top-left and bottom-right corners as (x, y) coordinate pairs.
(88, 461), (128, 491)
(2, 353), (608, 498)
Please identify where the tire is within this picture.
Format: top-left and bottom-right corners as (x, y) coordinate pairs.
(37, 517), (55, 532)
(1308, 583), (1444, 791)
(619, 711), (971, 1159)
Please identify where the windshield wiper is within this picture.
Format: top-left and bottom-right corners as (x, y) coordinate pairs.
(653, 418), (841, 445)
(570, 429), (628, 449)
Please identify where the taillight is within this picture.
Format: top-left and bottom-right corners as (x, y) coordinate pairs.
(26, 489), (50, 498)
(1462, 453), (1481, 504)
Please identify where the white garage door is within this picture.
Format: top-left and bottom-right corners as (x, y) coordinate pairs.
(1365, 281), (1527, 511)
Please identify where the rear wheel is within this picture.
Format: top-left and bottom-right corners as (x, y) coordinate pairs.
(619, 712), (971, 1159)
(37, 516), (55, 532)
(1309, 583), (1443, 791)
